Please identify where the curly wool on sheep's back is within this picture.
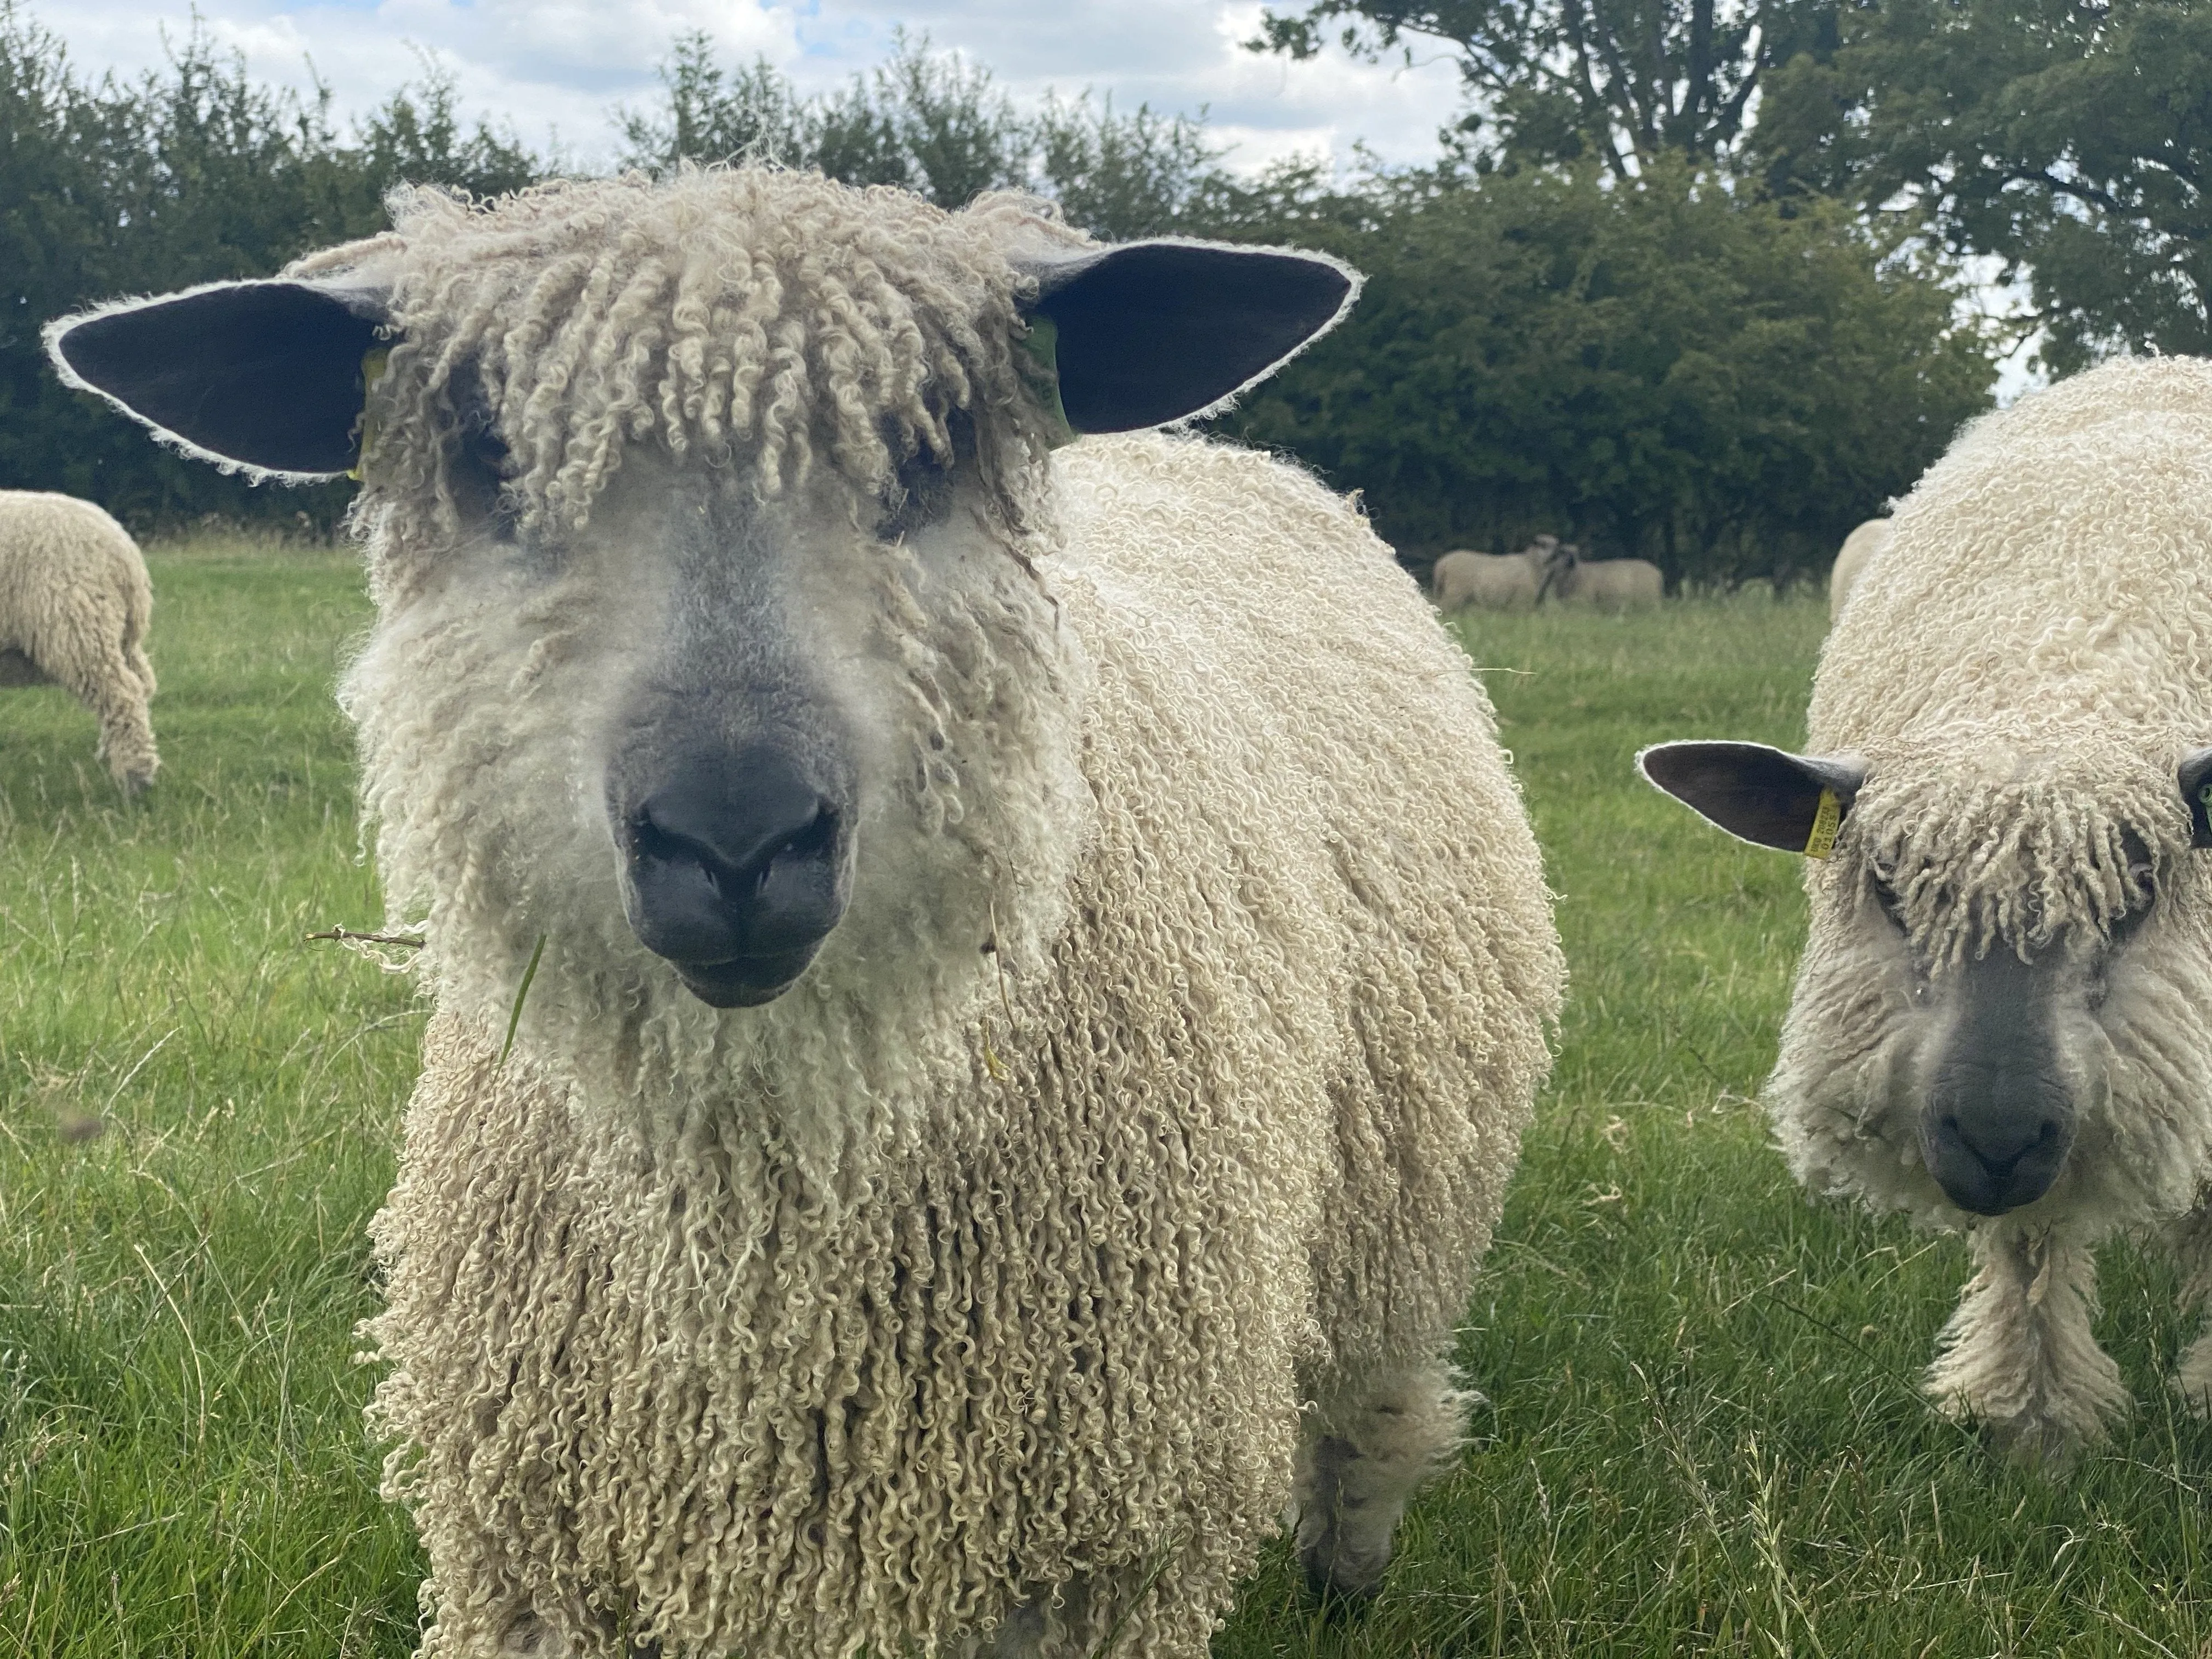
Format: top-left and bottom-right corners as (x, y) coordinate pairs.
(1805, 358), (2212, 973)
(360, 423), (1561, 1658)
(0, 489), (158, 792)
(291, 170), (1072, 564)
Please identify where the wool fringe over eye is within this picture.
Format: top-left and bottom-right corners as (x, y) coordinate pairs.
(1855, 767), (2174, 968)
(288, 169), (1072, 543)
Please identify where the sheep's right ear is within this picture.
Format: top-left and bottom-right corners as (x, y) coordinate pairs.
(46, 280), (392, 481)
(1018, 240), (1357, 435)
(1638, 741), (1866, 859)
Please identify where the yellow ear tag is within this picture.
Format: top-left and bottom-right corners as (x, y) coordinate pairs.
(1804, 788), (1842, 860)
(347, 347), (390, 482)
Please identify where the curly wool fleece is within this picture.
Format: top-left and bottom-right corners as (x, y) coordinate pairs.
(0, 490), (157, 791)
(294, 171), (1070, 580)
(339, 174), (1563, 1658)
(1785, 357), (2212, 1220)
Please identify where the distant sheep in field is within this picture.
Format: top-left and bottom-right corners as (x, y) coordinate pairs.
(1829, 517), (1891, 621)
(1642, 357), (2212, 1466)
(1432, 537), (1553, 611)
(1547, 543), (1662, 610)
(0, 490), (157, 793)
(50, 170), (1565, 1657)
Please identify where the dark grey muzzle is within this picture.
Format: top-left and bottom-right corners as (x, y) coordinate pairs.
(1916, 946), (2078, 1215)
(613, 744), (853, 1007)
(1920, 1069), (2077, 1215)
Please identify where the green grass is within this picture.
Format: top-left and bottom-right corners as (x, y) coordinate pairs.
(3, 558), (2208, 1656)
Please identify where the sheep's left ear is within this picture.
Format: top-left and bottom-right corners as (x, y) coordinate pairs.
(1639, 741), (1866, 858)
(1019, 240), (1357, 434)
(2180, 747), (2212, 848)
(46, 279), (392, 481)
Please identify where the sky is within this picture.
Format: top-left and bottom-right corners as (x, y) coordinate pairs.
(31, 0), (1475, 175)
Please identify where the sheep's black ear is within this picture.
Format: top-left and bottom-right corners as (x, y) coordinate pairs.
(46, 280), (391, 481)
(1639, 741), (1866, 859)
(2180, 747), (2212, 848)
(1020, 240), (1357, 433)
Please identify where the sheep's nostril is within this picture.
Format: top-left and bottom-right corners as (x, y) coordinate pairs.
(613, 751), (852, 1005)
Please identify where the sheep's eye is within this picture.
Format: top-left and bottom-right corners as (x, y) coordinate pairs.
(878, 445), (954, 543)
(1869, 868), (1908, 933)
(443, 362), (516, 532)
(461, 424), (509, 480)
(2110, 863), (2158, 941)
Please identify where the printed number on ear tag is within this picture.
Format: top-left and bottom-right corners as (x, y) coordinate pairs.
(1804, 788), (1842, 860)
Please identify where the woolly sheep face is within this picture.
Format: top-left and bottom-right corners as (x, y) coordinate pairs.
(45, 173), (1356, 1016)
(1641, 740), (2212, 1223)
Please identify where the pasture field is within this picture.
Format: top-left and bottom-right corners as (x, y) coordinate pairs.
(1, 547), (2208, 1657)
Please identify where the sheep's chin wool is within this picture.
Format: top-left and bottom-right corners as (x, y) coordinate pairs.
(329, 172), (1561, 1658)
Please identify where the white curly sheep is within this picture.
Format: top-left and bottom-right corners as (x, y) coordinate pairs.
(1826, 516), (1890, 622)
(49, 171), (1564, 1656)
(0, 490), (157, 792)
(1640, 357), (2212, 1466)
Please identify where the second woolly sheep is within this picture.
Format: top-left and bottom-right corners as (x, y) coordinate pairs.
(1641, 357), (2212, 1465)
(0, 490), (157, 793)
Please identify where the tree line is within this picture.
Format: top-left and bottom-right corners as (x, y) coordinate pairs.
(2, 0), (2204, 583)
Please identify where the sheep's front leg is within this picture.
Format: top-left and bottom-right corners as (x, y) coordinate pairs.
(2165, 1200), (2212, 1414)
(1290, 1361), (1468, 1599)
(1923, 1222), (2125, 1466)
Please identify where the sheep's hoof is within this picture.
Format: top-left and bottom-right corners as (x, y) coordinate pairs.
(1295, 1517), (1391, 1606)
(2171, 1351), (2212, 1420)
(1965, 1407), (2095, 1474)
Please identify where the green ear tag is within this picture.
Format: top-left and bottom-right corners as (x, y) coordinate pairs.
(347, 347), (390, 482)
(1804, 788), (1842, 860)
(1017, 317), (1077, 450)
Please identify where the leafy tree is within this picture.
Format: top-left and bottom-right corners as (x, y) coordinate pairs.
(1036, 93), (1228, 240)
(1756, 0), (2212, 373)
(618, 32), (1227, 238)
(1216, 160), (1993, 585)
(0, 4), (547, 531)
(1247, 0), (1841, 175)
(618, 31), (1025, 207)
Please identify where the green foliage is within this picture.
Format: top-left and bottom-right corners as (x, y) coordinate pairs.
(0, 3), (541, 535)
(0, 12), (1992, 581)
(1217, 160), (1991, 583)
(17, 561), (2212, 1652)
(618, 30), (1226, 239)
(1756, 0), (2212, 374)
(1248, 0), (1843, 174)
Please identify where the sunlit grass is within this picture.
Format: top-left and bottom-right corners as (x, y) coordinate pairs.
(3, 557), (2205, 1657)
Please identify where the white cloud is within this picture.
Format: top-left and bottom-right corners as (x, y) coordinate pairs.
(29, 0), (1469, 173)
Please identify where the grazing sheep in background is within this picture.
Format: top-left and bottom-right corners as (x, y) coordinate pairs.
(1432, 539), (1550, 611)
(0, 490), (157, 793)
(1547, 544), (1662, 610)
(1829, 517), (1891, 621)
(50, 170), (1565, 1657)
(1639, 356), (2212, 1466)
